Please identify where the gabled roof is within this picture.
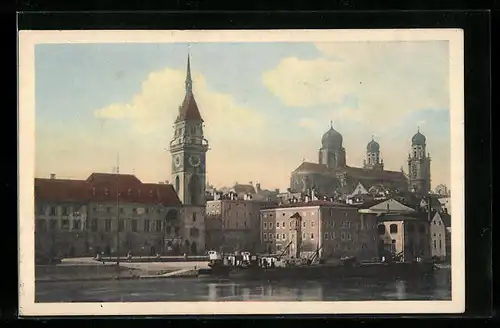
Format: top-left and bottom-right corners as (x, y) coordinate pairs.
(360, 198), (416, 214)
(293, 162), (329, 173)
(433, 211), (452, 228)
(85, 173), (142, 186)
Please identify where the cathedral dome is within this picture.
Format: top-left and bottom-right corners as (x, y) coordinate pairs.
(366, 138), (380, 152)
(321, 124), (343, 149)
(412, 130), (426, 145)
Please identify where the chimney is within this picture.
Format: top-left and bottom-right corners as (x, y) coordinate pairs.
(50, 173), (56, 179)
(256, 183), (261, 192)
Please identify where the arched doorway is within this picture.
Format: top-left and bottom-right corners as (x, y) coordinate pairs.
(188, 174), (201, 205)
(190, 242), (198, 255)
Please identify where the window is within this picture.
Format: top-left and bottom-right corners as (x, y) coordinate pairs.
(132, 208), (137, 214)
(439, 240), (442, 249)
(244, 221), (247, 228)
(264, 222), (267, 229)
(331, 231), (336, 239)
(310, 233), (314, 240)
(311, 221), (315, 227)
(329, 209), (334, 216)
(49, 206), (56, 216)
(433, 240), (437, 249)
(302, 232), (306, 239)
(105, 219), (112, 232)
(131, 219), (138, 232)
(263, 233), (267, 241)
(390, 224), (398, 234)
(276, 233), (280, 240)
(118, 219), (124, 232)
(61, 206), (69, 216)
(276, 222), (279, 228)
(438, 221), (442, 226)
(303, 221), (306, 227)
(91, 219), (98, 232)
(144, 220), (150, 232)
(377, 224), (386, 235)
(282, 221), (285, 227)
(50, 219), (57, 230)
(60, 219), (69, 230)
(324, 232), (328, 240)
(282, 213), (285, 216)
(341, 232), (346, 240)
(73, 220), (80, 230)
(282, 234), (286, 240)
(347, 233), (352, 240)
(156, 220), (162, 232)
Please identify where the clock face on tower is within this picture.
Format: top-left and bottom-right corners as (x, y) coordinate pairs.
(189, 154), (201, 168)
(174, 154), (182, 169)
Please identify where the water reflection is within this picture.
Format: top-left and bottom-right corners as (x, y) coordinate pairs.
(36, 269), (451, 303)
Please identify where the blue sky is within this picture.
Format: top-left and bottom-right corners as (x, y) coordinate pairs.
(35, 41), (451, 191)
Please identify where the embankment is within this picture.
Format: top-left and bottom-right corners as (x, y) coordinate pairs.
(36, 264), (146, 283)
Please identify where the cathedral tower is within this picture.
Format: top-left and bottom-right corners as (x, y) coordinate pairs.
(363, 136), (384, 170)
(407, 128), (431, 194)
(169, 54), (209, 205)
(318, 121), (346, 170)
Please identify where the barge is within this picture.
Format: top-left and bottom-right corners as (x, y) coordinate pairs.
(205, 249), (437, 281)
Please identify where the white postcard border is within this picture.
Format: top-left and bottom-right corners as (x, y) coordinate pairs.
(18, 29), (465, 316)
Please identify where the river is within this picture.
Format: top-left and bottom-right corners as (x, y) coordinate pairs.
(35, 268), (451, 302)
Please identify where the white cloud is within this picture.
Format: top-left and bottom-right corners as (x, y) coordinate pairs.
(262, 41), (449, 130)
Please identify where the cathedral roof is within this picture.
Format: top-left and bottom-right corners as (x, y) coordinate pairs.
(342, 166), (407, 181)
(321, 122), (343, 149)
(293, 162), (329, 173)
(366, 138), (380, 152)
(411, 129), (426, 145)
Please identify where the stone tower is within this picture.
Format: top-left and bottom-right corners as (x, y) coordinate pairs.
(363, 136), (384, 170)
(318, 121), (346, 170)
(407, 128), (431, 195)
(169, 54), (209, 206)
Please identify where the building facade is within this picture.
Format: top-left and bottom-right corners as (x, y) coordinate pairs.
(430, 211), (451, 261)
(259, 201), (378, 261)
(205, 197), (272, 253)
(35, 173), (184, 258)
(290, 122), (414, 199)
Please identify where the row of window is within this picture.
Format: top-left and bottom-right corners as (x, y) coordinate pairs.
(433, 239), (443, 250)
(221, 220), (248, 229)
(263, 231), (352, 241)
(263, 220), (352, 230)
(36, 218), (179, 234)
(377, 223), (427, 235)
(38, 205), (169, 217)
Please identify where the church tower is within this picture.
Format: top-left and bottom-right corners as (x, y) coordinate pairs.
(363, 136), (384, 170)
(318, 121), (346, 170)
(169, 54), (209, 205)
(407, 128), (431, 195)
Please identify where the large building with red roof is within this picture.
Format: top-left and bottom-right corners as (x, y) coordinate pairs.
(290, 122), (432, 198)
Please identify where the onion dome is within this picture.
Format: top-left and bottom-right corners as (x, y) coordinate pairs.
(412, 129), (426, 145)
(321, 121), (343, 149)
(367, 137), (380, 153)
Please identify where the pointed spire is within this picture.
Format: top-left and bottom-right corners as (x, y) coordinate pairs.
(185, 49), (193, 94)
(371, 134), (374, 141)
(417, 126), (420, 133)
(330, 120), (333, 128)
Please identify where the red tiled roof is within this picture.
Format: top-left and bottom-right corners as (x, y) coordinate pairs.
(293, 162), (329, 173)
(175, 92), (203, 123)
(35, 174), (181, 206)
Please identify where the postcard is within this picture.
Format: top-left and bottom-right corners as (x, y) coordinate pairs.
(18, 29), (464, 316)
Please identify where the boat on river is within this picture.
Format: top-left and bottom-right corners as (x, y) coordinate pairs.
(205, 249), (437, 281)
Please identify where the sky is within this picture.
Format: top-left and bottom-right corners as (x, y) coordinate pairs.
(35, 41), (451, 192)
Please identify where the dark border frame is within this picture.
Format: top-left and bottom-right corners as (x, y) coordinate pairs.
(11, 9), (492, 321)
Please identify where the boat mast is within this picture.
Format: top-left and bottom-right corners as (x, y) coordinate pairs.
(116, 152), (120, 266)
